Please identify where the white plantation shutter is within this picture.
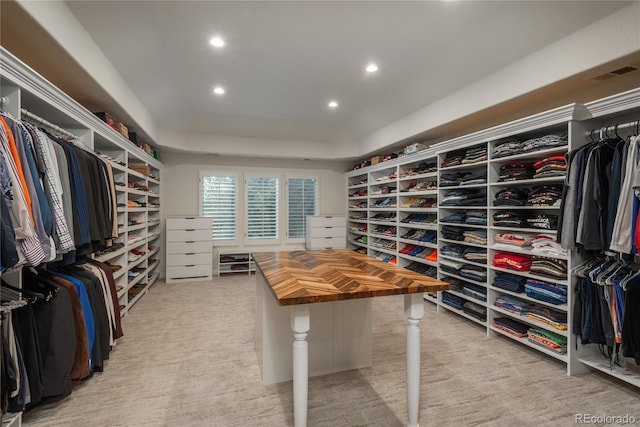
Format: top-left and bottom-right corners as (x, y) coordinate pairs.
(246, 176), (279, 240)
(200, 175), (237, 240)
(288, 178), (318, 239)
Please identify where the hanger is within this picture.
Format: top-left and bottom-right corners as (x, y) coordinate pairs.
(1, 278), (50, 303)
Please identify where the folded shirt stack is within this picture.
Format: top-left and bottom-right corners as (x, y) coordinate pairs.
(461, 283), (487, 302)
(464, 210), (487, 226)
(493, 211), (529, 228)
(494, 295), (532, 314)
(493, 317), (530, 338)
(494, 187), (529, 206)
(462, 300), (487, 321)
(459, 265), (487, 282)
(526, 305), (567, 330)
(460, 170), (487, 185)
(441, 188), (487, 206)
(492, 138), (523, 158)
(442, 291), (465, 310)
(527, 327), (567, 354)
(521, 134), (568, 152)
(441, 150), (467, 168)
(525, 278), (567, 304)
(530, 234), (568, 256)
(498, 162), (535, 182)
(493, 252), (532, 272)
(529, 257), (567, 279)
(494, 232), (534, 246)
(526, 214), (558, 230)
(443, 277), (464, 292)
(463, 230), (488, 245)
(463, 247), (487, 263)
(441, 225), (464, 241)
(493, 271), (527, 293)
(533, 155), (566, 178)
(405, 261), (437, 278)
(461, 145), (488, 164)
(527, 185), (563, 207)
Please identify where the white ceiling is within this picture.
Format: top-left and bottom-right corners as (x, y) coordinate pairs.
(60, 0), (632, 151)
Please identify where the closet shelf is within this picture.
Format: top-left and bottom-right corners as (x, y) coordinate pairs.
(397, 239), (437, 249)
(489, 325), (568, 363)
(440, 238), (487, 249)
(488, 266), (568, 286)
(488, 146), (568, 163)
(489, 176), (566, 187)
(439, 272), (487, 288)
(439, 301), (487, 326)
(489, 243), (569, 261)
(488, 286), (568, 312)
(579, 356), (640, 388)
(397, 254), (437, 267)
(440, 255), (487, 270)
(446, 288), (487, 306)
(490, 305), (568, 337)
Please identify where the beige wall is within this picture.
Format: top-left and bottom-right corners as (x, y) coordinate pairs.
(159, 152), (350, 274)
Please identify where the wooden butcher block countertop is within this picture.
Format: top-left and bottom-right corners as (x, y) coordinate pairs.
(252, 248), (450, 306)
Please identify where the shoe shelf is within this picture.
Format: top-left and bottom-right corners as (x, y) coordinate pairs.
(217, 252), (254, 276)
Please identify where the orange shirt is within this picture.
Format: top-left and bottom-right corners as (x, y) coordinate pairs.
(0, 116), (34, 223)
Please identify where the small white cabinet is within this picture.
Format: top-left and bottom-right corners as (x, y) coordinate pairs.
(306, 215), (346, 249)
(165, 217), (213, 282)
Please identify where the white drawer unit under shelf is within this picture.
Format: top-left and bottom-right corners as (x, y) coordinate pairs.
(165, 216), (213, 283)
(306, 215), (346, 250)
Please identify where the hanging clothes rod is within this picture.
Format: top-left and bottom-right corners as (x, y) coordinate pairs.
(20, 108), (79, 140)
(585, 119), (640, 138)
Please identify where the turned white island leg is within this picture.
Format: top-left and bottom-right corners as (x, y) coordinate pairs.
(405, 293), (424, 427)
(291, 305), (310, 427)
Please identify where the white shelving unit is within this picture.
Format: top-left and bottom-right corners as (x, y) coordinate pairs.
(0, 46), (162, 319)
(216, 251), (255, 276)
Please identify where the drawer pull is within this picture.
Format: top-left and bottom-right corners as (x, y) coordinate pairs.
(185, 229), (195, 231)
(186, 217), (195, 219)
(185, 253), (195, 255)
(186, 241), (195, 243)
(184, 265), (195, 267)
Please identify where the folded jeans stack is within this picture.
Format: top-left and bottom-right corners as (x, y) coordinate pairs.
(493, 271), (527, 292)
(442, 292), (465, 310)
(525, 278), (567, 304)
(464, 210), (487, 226)
(463, 247), (487, 263)
(463, 230), (487, 245)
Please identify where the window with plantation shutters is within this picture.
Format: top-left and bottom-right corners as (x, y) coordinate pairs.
(287, 177), (318, 239)
(246, 176), (279, 241)
(200, 174), (237, 241)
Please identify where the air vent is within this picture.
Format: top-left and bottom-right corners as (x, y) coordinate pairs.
(611, 65), (638, 75)
(592, 64), (638, 81)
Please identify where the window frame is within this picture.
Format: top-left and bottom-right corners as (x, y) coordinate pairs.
(198, 170), (239, 246)
(285, 173), (320, 243)
(244, 172), (281, 245)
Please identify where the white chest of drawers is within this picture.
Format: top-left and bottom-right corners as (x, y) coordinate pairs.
(165, 217), (213, 283)
(305, 215), (346, 250)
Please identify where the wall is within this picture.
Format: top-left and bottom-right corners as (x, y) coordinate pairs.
(161, 151), (350, 254)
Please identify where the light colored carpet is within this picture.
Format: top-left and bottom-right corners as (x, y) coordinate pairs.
(21, 275), (639, 426)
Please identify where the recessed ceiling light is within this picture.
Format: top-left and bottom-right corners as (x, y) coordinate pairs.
(209, 36), (225, 48)
(366, 63), (379, 73)
(328, 100), (338, 108)
(213, 86), (226, 95)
